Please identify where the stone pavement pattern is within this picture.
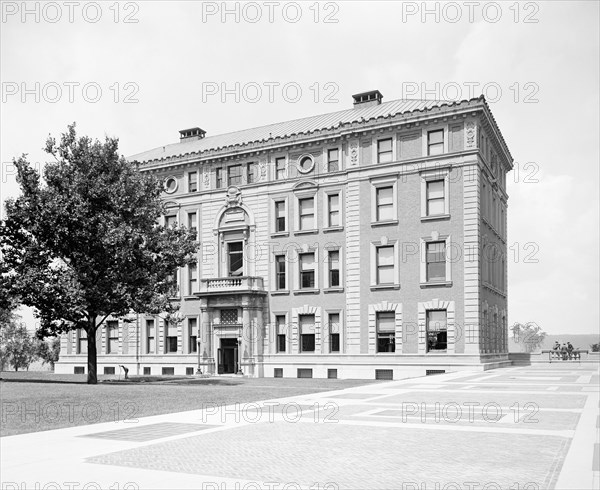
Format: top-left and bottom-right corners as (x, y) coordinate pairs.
(2, 363), (599, 489)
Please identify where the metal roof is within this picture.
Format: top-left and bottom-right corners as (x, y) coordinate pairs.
(128, 97), (486, 164)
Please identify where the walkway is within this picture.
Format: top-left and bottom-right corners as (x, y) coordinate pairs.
(1, 363), (598, 489)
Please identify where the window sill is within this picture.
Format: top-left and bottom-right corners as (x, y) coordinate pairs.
(323, 226), (344, 233)
(294, 229), (319, 236)
(271, 232), (289, 238)
(426, 350), (448, 354)
(371, 220), (399, 227)
(420, 281), (453, 288)
(370, 284), (400, 290)
(324, 287), (344, 294)
(183, 295), (198, 300)
(271, 290), (290, 296)
(421, 214), (450, 222)
(294, 289), (320, 295)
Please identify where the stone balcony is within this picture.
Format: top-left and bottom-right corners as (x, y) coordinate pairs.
(197, 276), (266, 296)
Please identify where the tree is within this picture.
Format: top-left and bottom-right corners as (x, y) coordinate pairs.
(511, 322), (547, 353)
(0, 261), (19, 327)
(0, 315), (38, 371)
(0, 124), (199, 384)
(0, 306), (19, 371)
(36, 336), (61, 370)
(590, 343), (599, 352)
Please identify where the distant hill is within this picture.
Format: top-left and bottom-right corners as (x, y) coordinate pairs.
(509, 333), (600, 353)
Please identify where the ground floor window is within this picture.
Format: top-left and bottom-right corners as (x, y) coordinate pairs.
(146, 320), (155, 354)
(276, 315), (286, 352)
(329, 313), (340, 352)
(77, 328), (87, 354)
(107, 321), (118, 354)
(427, 310), (447, 351)
(277, 334), (286, 352)
(166, 336), (178, 353)
(330, 333), (340, 352)
(299, 314), (315, 352)
(188, 318), (197, 354)
(377, 311), (395, 353)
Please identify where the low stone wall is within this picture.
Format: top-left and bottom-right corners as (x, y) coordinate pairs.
(509, 351), (600, 365)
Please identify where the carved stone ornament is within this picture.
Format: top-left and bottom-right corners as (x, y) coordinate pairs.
(225, 186), (242, 207)
(259, 161), (267, 179)
(349, 140), (359, 166)
(465, 122), (476, 149)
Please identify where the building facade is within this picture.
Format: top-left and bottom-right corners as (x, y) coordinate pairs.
(56, 91), (513, 380)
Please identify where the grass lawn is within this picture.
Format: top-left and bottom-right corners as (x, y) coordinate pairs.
(0, 371), (378, 437)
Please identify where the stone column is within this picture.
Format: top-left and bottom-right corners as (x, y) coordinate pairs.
(256, 305), (264, 358)
(201, 308), (214, 374)
(242, 307), (251, 376)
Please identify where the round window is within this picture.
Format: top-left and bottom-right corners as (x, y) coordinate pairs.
(164, 177), (178, 193)
(298, 155), (314, 174)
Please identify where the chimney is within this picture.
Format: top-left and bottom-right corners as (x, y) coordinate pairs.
(179, 127), (206, 142)
(352, 90), (383, 109)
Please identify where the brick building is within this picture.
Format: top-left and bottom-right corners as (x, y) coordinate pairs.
(56, 91), (512, 379)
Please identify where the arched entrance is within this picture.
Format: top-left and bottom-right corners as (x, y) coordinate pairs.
(195, 186), (267, 377)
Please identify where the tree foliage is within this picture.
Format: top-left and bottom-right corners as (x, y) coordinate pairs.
(36, 336), (61, 370)
(0, 313), (38, 371)
(511, 322), (547, 353)
(0, 124), (199, 383)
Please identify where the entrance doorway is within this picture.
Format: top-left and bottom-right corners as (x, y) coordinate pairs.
(218, 338), (238, 374)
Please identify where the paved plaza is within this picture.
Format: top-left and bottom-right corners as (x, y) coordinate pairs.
(1, 363), (599, 489)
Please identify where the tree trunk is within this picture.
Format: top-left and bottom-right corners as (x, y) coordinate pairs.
(86, 320), (98, 384)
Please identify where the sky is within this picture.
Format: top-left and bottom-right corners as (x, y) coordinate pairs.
(1, 1), (599, 335)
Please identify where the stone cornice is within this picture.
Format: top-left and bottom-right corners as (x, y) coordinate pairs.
(134, 97), (493, 171)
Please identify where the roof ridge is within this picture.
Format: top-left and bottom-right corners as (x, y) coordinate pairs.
(186, 97), (457, 142)
(128, 96), (485, 162)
